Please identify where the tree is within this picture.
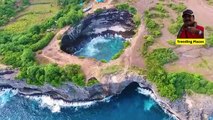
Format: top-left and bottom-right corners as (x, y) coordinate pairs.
(30, 25), (41, 34)
(21, 48), (35, 66)
(44, 64), (63, 85)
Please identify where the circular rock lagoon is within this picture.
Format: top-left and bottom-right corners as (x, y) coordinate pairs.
(61, 8), (136, 61)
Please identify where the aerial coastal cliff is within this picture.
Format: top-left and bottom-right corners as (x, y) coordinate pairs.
(0, 0), (213, 119)
(1, 68), (213, 120)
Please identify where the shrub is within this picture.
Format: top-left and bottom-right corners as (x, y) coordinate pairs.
(31, 32), (54, 51)
(206, 33), (213, 47)
(147, 48), (178, 65)
(111, 49), (124, 60)
(133, 13), (141, 27)
(124, 41), (131, 48)
(116, 3), (140, 27)
(168, 3), (186, 13)
(167, 39), (176, 46)
(57, 34), (62, 40)
(100, 59), (107, 63)
(87, 78), (99, 86)
(155, 3), (166, 12)
(168, 16), (183, 34)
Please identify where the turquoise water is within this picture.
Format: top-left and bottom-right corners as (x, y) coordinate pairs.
(74, 35), (125, 62)
(0, 83), (175, 120)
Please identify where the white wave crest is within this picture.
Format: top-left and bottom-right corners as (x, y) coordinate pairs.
(108, 25), (126, 32)
(0, 89), (18, 108)
(137, 87), (155, 99)
(75, 36), (110, 56)
(26, 95), (113, 113)
(93, 25), (126, 34)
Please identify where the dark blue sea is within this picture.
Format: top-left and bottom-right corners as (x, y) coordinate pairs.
(0, 83), (175, 120)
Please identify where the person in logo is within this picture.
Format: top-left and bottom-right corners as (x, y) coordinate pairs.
(177, 9), (204, 38)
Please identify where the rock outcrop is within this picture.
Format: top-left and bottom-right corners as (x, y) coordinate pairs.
(61, 8), (136, 53)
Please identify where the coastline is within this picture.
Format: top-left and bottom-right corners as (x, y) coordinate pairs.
(0, 68), (182, 119)
(1, 68), (213, 120)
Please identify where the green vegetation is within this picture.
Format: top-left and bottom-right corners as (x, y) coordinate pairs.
(141, 9), (163, 56)
(168, 72), (213, 96)
(0, 0), (30, 26)
(4, 0), (59, 33)
(87, 78), (99, 86)
(124, 41), (131, 48)
(145, 47), (213, 100)
(116, 3), (141, 27)
(167, 39), (176, 46)
(206, 33), (213, 47)
(111, 49), (124, 60)
(31, 33), (55, 51)
(147, 48), (178, 65)
(18, 64), (85, 87)
(116, 3), (136, 15)
(145, 48), (178, 100)
(141, 2), (213, 101)
(168, 3), (186, 13)
(167, 3), (186, 35)
(56, 5), (83, 28)
(57, 33), (62, 40)
(168, 16), (183, 34)
(206, 0), (213, 5)
(206, 26), (213, 33)
(0, 0), (86, 87)
(154, 3), (166, 13)
(101, 65), (123, 75)
(100, 59), (107, 63)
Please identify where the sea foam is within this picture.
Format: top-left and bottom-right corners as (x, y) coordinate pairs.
(137, 86), (179, 120)
(0, 89), (18, 108)
(26, 95), (113, 113)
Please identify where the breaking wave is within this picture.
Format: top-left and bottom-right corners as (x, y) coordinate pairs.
(0, 89), (18, 108)
(26, 95), (112, 113)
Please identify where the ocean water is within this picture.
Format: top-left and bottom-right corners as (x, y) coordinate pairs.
(0, 83), (175, 120)
(74, 35), (125, 61)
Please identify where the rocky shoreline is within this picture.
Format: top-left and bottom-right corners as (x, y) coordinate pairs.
(0, 68), (213, 120)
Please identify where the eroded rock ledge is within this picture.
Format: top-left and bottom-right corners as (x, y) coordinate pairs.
(61, 8), (135, 54)
(1, 69), (213, 120)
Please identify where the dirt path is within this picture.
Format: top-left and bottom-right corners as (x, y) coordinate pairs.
(120, 24), (146, 68)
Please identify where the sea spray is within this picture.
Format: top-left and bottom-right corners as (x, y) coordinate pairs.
(137, 85), (179, 120)
(26, 95), (113, 113)
(0, 89), (18, 108)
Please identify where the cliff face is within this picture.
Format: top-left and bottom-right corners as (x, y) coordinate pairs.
(1, 69), (213, 120)
(60, 8), (136, 54)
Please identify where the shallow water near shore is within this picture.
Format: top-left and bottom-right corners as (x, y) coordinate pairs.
(0, 84), (174, 120)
